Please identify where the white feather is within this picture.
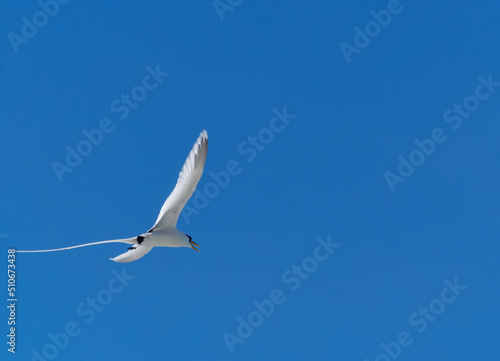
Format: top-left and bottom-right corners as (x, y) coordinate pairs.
(151, 129), (208, 230)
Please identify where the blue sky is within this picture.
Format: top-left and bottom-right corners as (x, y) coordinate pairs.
(1, 0), (500, 360)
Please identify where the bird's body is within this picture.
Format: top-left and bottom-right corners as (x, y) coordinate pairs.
(146, 228), (191, 249)
(18, 130), (208, 263)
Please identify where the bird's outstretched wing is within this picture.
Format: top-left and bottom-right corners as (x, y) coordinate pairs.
(151, 130), (208, 230)
(110, 243), (153, 263)
(16, 237), (137, 253)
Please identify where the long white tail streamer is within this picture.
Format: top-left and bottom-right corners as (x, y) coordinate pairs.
(17, 238), (136, 253)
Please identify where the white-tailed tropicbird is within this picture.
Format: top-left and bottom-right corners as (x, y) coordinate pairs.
(18, 130), (208, 263)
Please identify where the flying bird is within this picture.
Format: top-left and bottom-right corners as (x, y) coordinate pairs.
(18, 130), (208, 263)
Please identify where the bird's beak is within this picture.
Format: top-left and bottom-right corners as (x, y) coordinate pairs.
(190, 241), (200, 252)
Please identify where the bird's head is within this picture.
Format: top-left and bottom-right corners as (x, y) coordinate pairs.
(186, 234), (200, 252)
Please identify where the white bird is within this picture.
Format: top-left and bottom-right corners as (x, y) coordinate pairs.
(18, 130), (208, 263)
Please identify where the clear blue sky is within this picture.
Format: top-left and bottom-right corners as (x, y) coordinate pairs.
(1, 1), (500, 360)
